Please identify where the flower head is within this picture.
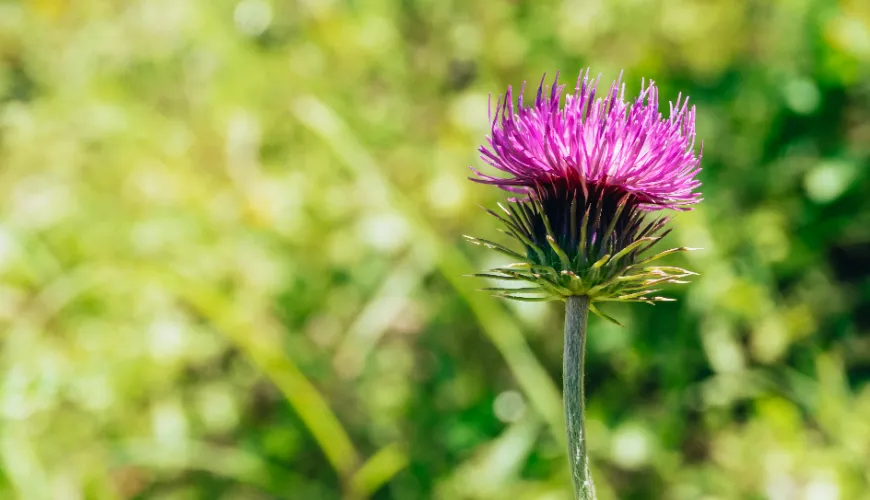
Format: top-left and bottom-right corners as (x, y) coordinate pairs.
(466, 71), (703, 318)
(471, 70), (701, 210)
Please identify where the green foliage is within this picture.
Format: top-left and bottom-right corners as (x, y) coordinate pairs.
(0, 0), (869, 499)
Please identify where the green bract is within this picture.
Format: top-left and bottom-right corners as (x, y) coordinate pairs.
(466, 186), (698, 324)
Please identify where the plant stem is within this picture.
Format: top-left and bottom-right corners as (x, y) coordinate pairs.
(564, 295), (595, 499)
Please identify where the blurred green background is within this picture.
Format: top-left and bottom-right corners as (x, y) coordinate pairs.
(1, 0), (869, 499)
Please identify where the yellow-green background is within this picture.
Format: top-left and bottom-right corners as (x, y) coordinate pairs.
(1, 0), (869, 498)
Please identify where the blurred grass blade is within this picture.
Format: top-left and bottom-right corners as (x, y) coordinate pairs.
(348, 443), (409, 499)
(114, 439), (298, 498)
(333, 248), (431, 379)
(0, 423), (50, 499)
(436, 417), (541, 499)
(141, 266), (361, 478)
(292, 96), (565, 442)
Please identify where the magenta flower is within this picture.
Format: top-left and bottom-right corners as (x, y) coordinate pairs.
(471, 70), (702, 211)
(466, 70), (703, 307)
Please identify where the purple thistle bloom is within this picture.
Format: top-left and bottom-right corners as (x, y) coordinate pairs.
(465, 70), (706, 500)
(471, 70), (702, 211)
(465, 70), (703, 306)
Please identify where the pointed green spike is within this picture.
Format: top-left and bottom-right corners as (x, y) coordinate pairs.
(599, 193), (631, 256)
(495, 294), (551, 302)
(546, 235), (572, 271)
(496, 228), (522, 243)
(495, 267), (546, 283)
(636, 275), (690, 287)
(569, 190), (579, 249)
(508, 203), (540, 250)
(636, 217), (668, 241)
(501, 203), (527, 232)
(591, 253), (611, 270)
(589, 188), (605, 239)
(589, 302), (623, 326)
(560, 270), (583, 282)
(501, 262), (532, 269)
(494, 263), (558, 277)
(481, 287), (542, 293)
(532, 272), (574, 295)
(469, 273), (523, 281)
(578, 204), (591, 264)
(614, 272), (660, 282)
(538, 199), (556, 242)
(483, 206), (524, 234)
(463, 236), (528, 261)
(597, 298), (656, 304)
(610, 237), (658, 263)
(636, 227), (671, 256)
(616, 289), (661, 301)
(631, 246), (697, 267)
(560, 270), (584, 292)
(584, 283), (607, 297)
(647, 266), (699, 276)
(497, 224), (546, 263)
(494, 203), (532, 237)
(512, 202), (536, 234)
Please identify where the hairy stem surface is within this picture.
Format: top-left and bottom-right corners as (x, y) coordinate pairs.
(564, 295), (595, 499)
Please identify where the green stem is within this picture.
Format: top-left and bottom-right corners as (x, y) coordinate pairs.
(564, 295), (595, 499)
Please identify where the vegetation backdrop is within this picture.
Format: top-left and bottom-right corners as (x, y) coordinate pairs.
(1, 0), (869, 499)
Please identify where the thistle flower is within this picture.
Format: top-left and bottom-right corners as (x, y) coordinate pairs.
(466, 71), (702, 318)
(472, 70), (701, 210)
(465, 70), (703, 500)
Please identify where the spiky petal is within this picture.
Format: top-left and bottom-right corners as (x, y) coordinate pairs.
(471, 70), (702, 211)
